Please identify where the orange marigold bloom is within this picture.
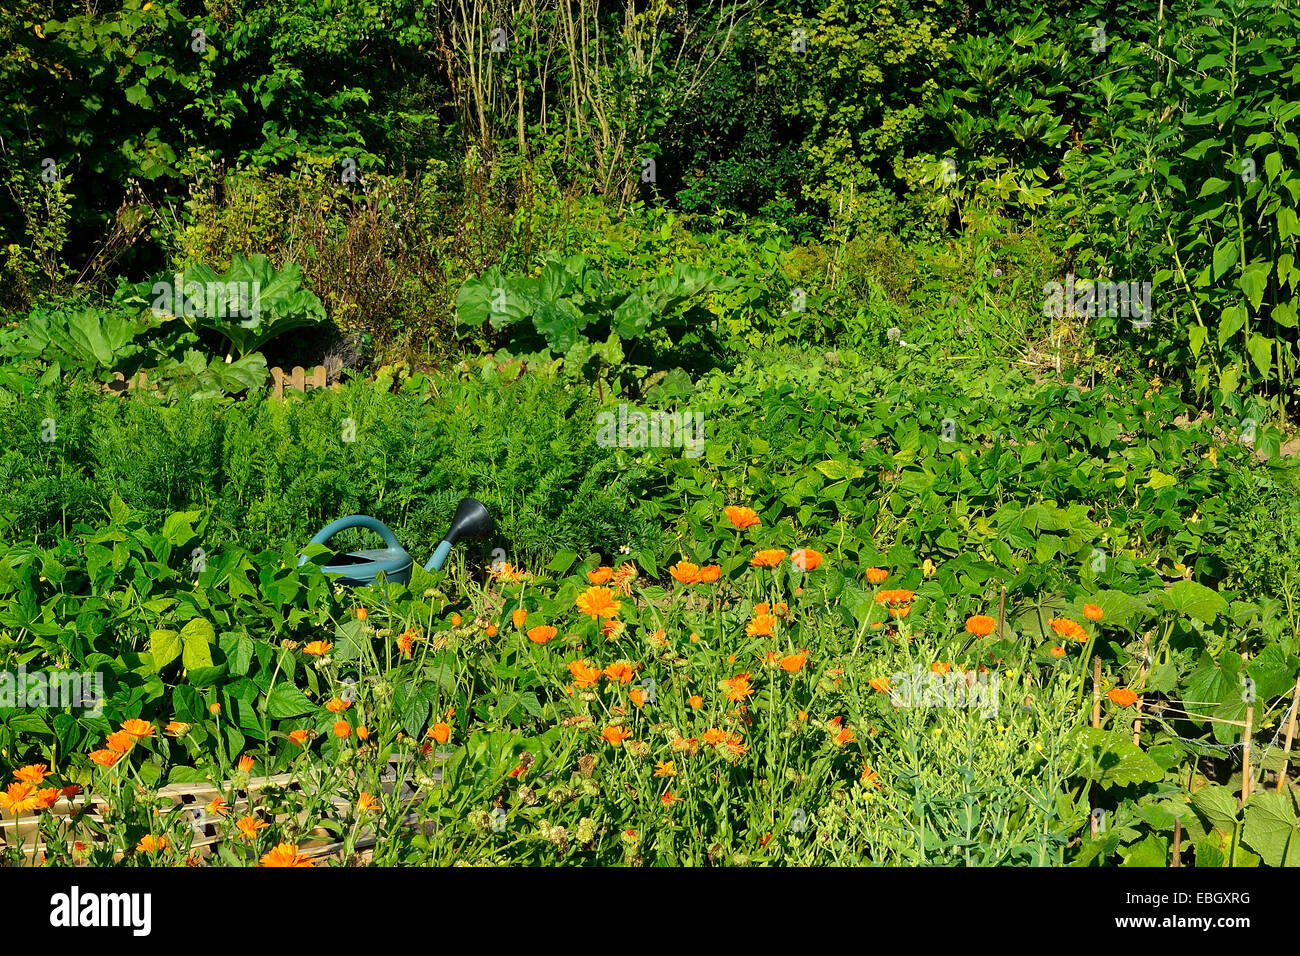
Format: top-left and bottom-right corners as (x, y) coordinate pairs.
(1049, 646), (1067, 658)
(747, 613), (777, 637)
(720, 673), (755, 702)
(288, 728), (310, 746)
(164, 720), (190, 737)
(397, 632), (415, 658)
(865, 567), (889, 584)
(485, 624), (498, 637)
(575, 586), (622, 619)
(702, 728), (729, 746)
(209, 702), (222, 715)
(356, 793), (379, 813)
(568, 659), (603, 689)
(780, 654), (807, 673)
(1050, 617), (1088, 642)
(60, 784), (81, 798)
(303, 641), (332, 656)
(450, 614), (462, 627)
(1108, 688), (1139, 708)
(355, 607), (368, 621)
(889, 605), (911, 618)
(88, 749), (121, 768)
(527, 625), (558, 645)
(662, 790), (682, 805)
(931, 662), (951, 674)
(604, 661), (636, 685)
(688, 694), (703, 709)
(136, 834), (167, 853)
(206, 796), (228, 817)
(587, 566), (614, 584)
(669, 560), (701, 584)
(326, 697), (350, 713)
(512, 608), (528, 628)
(725, 506), (760, 530)
(13, 764), (47, 785)
(333, 720), (351, 739)
(835, 726), (856, 745)
(29, 787), (58, 811)
(697, 564), (722, 583)
(357, 725), (371, 740)
(602, 724), (633, 747)
(869, 677), (892, 693)
(1083, 603), (1104, 621)
(791, 548), (823, 571)
(236, 815), (269, 840)
(965, 615), (996, 637)
(630, 687), (646, 708)
(237, 754), (255, 773)
(430, 723), (451, 744)
(260, 842), (313, 867)
(654, 760), (677, 777)
(861, 765), (881, 789)
(105, 730), (134, 754)
(751, 549), (787, 568)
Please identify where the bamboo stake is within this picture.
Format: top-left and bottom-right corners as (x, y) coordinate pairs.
(1172, 818), (1181, 867)
(1275, 672), (1300, 793)
(996, 586), (1006, 641)
(1134, 633), (1151, 746)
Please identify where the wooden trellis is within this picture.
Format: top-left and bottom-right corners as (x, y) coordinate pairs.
(103, 365), (331, 399)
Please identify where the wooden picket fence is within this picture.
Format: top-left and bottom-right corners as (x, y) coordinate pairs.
(105, 365), (332, 399)
(0, 754), (439, 866)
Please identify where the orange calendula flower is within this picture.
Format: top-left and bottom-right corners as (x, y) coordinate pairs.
(164, 720), (190, 737)
(889, 605), (910, 618)
(1050, 617), (1088, 642)
(356, 725), (370, 741)
(869, 677), (892, 693)
(861, 765), (881, 789)
(209, 702), (222, 715)
(31, 787), (59, 811)
(450, 614), (462, 627)
(105, 730), (134, 754)
(236, 815), (269, 840)
(303, 641), (332, 656)
(965, 614), (996, 637)
(604, 661), (636, 685)
(629, 687), (646, 708)
(697, 564), (721, 583)
(356, 793), (379, 813)
(237, 754), (255, 774)
(568, 659), (603, 689)
(206, 796), (228, 817)
(747, 612), (777, 637)
(1083, 603), (1104, 621)
(662, 791), (682, 805)
(355, 607), (368, 621)
(587, 565), (614, 584)
(780, 654), (807, 673)
(602, 724), (633, 747)
(0, 782), (37, 813)
(136, 834), (167, 853)
(430, 723), (451, 744)
(485, 624), (498, 637)
(88, 749), (121, 768)
(512, 608), (528, 628)
(397, 632), (415, 658)
(865, 567), (889, 584)
(260, 842), (313, 867)
(326, 697), (351, 713)
(931, 662), (951, 674)
(702, 728), (728, 746)
(875, 588), (915, 606)
(1049, 646), (1067, 658)
(288, 729), (310, 746)
(527, 625), (558, 645)
(720, 673), (755, 702)
(834, 725), (856, 745)
(654, 760), (677, 777)
(612, 562), (638, 595)
(60, 784), (81, 799)
(575, 586), (622, 619)
(1108, 688), (1139, 708)
(121, 718), (154, 739)
(333, 720), (351, 739)
(13, 764), (47, 785)
(751, 549), (787, 568)
(688, 694), (704, 709)
(724, 506), (760, 530)
(791, 548), (823, 571)
(669, 560), (701, 584)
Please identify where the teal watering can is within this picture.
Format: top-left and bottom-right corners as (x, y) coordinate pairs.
(299, 497), (493, 586)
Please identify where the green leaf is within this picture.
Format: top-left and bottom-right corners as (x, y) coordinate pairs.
(266, 683), (315, 719)
(1163, 580), (1227, 623)
(1073, 728), (1163, 788)
(1213, 239), (1239, 280)
(814, 459), (865, 481)
(1241, 792), (1300, 866)
(1246, 333), (1273, 377)
(149, 629), (181, 669)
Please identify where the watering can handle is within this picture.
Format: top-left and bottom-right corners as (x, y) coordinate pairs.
(298, 515), (406, 567)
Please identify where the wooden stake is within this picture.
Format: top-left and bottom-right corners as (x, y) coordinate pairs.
(996, 586), (1006, 641)
(1134, 633), (1151, 746)
(1172, 818), (1181, 867)
(1275, 672), (1300, 793)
